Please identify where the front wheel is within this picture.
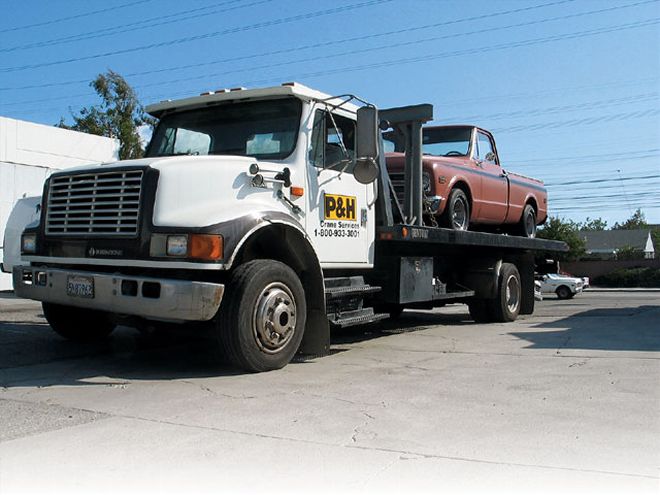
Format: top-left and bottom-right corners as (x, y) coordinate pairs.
(442, 189), (470, 231)
(218, 260), (306, 372)
(42, 302), (116, 341)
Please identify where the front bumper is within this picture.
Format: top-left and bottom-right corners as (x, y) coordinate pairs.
(13, 266), (224, 322)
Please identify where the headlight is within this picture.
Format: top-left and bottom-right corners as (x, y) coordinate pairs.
(166, 235), (188, 257)
(423, 171), (432, 194)
(21, 233), (37, 254)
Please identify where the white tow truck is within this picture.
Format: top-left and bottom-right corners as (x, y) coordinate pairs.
(7, 83), (565, 372)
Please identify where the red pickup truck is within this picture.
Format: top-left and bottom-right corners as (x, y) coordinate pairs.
(385, 125), (547, 237)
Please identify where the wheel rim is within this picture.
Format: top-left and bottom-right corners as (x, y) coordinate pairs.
(252, 282), (297, 354)
(505, 274), (520, 313)
(452, 197), (468, 230)
(525, 210), (536, 238)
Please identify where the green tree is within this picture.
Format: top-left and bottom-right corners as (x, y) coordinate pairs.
(537, 216), (586, 261)
(613, 208), (647, 230)
(580, 217), (608, 231)
(58, 70), (154, 160)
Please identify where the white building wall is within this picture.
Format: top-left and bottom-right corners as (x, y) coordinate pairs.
(0, 117), (119, 290)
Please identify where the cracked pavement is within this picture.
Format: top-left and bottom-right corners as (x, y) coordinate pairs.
(0, 292), (658, 493)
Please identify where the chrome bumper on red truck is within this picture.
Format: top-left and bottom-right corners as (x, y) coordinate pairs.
(13, 267), (224, 322)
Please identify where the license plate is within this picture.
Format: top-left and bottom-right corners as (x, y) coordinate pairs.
(66, 275), (95, 299)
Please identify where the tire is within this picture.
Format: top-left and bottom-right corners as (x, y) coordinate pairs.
(442, 188), (470, 231)
(468, 300), (492, 323)
(516, 204), (537, 238)
(218, 260), (306, 372)
(488, 263), (521, 322)
(42, 302), (115, 342)
(556, 286), (573, 300)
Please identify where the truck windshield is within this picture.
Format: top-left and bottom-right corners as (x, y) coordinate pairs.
(422, 127), (472, 156)
(146, 98), (302, 160)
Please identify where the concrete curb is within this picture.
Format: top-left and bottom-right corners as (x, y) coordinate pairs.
(587, 287), (660, 292)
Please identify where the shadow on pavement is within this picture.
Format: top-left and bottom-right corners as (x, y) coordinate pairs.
(0, 308), (473, 387)
(510, 306), (660, 352)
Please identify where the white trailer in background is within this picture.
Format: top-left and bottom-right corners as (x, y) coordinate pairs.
(0, 116), (119, 290)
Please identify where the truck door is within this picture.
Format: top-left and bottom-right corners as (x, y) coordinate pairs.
(475, 130), (508, 223)
(305, 108), (374, 267)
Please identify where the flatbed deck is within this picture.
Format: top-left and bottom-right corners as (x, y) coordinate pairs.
(376, 224), (567, 252)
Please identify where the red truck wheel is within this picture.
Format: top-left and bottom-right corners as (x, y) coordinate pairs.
(516, 204), (537, 238)
(442, 189), (470, 231)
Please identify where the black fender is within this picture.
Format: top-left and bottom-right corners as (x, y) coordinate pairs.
(228, 216), (329, 357)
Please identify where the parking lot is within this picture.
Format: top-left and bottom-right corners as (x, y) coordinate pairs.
(0, 291), (658, 493)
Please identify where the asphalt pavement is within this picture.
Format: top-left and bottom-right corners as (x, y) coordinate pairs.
(0, 291), (658, 494)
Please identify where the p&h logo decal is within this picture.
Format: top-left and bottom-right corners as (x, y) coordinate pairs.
(324, 193), (357, 221)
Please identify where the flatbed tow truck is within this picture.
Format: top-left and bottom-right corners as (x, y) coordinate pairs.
(11, 83), (565, 372)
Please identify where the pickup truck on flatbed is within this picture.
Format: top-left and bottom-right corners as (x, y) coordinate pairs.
(385, 125), (547, 237)
(5, 83), (565, 372)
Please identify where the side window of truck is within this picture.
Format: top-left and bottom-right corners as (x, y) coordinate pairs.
(309, 110), (356, 173)
(477, 132), (497, 164)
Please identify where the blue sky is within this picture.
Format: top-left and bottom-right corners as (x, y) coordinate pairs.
(1, 0), (658, 225)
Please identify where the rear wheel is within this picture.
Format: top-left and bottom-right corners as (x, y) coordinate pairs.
(488, 263), (521, 322)
(42, 302), (115, 341)
(516, 204), (537, 238)
(556, 286), (573, 300)
(442, 188), (470, 231)
(218, 260), (306, 372)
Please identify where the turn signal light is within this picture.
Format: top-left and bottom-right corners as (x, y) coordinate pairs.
(290, 186), (304, 197)
(189, 234), (223, 260)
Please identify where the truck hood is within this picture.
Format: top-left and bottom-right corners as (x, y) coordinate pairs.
(51, 155), (298, 228)
(384, 152), (470, 171)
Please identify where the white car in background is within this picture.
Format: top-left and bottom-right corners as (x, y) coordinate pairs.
(537, 273), (584, 300)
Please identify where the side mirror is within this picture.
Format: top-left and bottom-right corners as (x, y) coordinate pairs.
(485, 152), (497, 163)
(354, 106), (379, 184)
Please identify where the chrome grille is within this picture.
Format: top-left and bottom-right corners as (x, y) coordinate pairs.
(46, 169), (143, 236)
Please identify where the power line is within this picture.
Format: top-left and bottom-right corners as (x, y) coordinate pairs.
(0, 0), (153, 34)
(438, 93), (659, 124)
(551, 190), (660, 203)
(491, 108), (660, 134)
(507, 148), (660, 164)
(123, 4), (660, 94)
(550, 202), (660, 211)
(546, 173), (660, 187)
(0, 0), (393, 73)
(436, 77), (660, 109)
(2, 11), (657, 111)
(0, 0), (580, 90)
(135, 17), (660, 104)
(0, 0), (272, 53)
